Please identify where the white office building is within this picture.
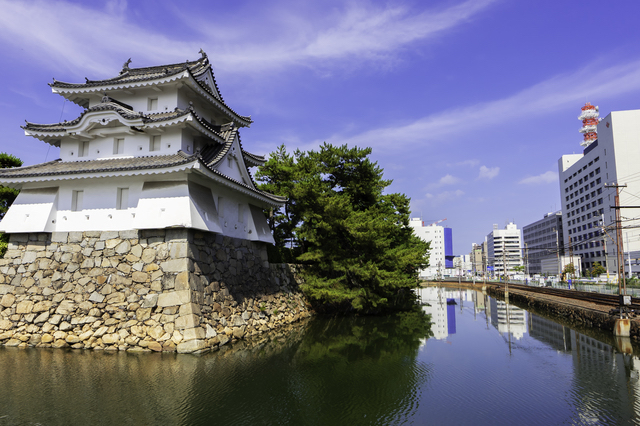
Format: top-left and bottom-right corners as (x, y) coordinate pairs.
(486, 222), (522, 277)
(558, 106), (640, 276)
(410, 218), (452, 278)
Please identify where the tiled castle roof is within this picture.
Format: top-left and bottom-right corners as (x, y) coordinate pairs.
(23, 97), (233, 145)
(0, 151), (286, 205)
(49, 51), (252, 126)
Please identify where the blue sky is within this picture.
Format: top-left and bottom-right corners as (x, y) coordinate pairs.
(1, 0), (640, 254)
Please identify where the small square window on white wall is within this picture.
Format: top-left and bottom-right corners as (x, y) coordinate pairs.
(148, 98), (158, 111)
(150, 135), (161, 152)
(117, 188), (129, 210)
(113, 138), (124, 155)
(72, 190), (84, 211)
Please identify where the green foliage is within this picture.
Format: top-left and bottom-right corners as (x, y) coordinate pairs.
(0, 153), (22, 220)
(0, 233), (8, 257)
(0, 152), (22, 169)
(0, 153), (23, 254)
(296, 307), (433, 363)
(256, 143), (430, 314)
(591, 261), (606, 277)
(563, 263), (576, 275)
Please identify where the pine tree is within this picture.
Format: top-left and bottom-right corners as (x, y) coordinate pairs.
(257, 143), (429, 314)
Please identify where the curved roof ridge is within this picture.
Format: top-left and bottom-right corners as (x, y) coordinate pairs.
(241, 149), (267, 167)
(22, 102), (142, 131)
(51, 55), (206, 88)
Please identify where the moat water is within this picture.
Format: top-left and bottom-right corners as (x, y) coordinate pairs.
(1, 286), (639, 425)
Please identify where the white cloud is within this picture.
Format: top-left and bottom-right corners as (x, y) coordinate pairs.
(0, 0), (497, 78)
(425, 189), (465, 203)
(439, 174), (460, 185)
(478, 165), (499, 180)
(519, 171), (558, 185)
(323, 56), (640, 151)
(448, 159), (479, 168)
(427, 174), (461, 189)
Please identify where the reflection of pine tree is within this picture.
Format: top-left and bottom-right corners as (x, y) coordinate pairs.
(289, 309), (433, 424)
(0, 152), (23, 255)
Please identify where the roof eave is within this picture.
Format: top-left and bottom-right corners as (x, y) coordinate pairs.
(183, 76), (253, 128)
(50, 71), (190, 98)
(0, 163), (196, 186)
(191, 162), (285, 208)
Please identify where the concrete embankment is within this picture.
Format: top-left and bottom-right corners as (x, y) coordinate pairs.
(420, 280), (640, 342)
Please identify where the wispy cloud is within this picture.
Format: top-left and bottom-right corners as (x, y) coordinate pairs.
(448, 159), (480, 168)
(478, 165), (499, 180)
(519, 171), (558, 184)
(324, 57), (640, 151)
(0, 0), (497, 78)
(425, 189), (465, 204)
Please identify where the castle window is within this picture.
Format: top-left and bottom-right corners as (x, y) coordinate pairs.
(113, 138), (124, 155)
(238, 204), (244, 222)
(79, 141), (89, 158)
(150, 135), (161, 152)
(148, 98), (158, 111)
(72, 190), (84, 211)
(217, 197), (224, 217)
(117, 188), (129, 210)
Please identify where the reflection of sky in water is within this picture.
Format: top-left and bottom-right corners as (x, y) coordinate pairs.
(415, 287), (640, 425)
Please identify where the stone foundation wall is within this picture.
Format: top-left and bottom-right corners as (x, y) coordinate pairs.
(0, 229), (310, 353)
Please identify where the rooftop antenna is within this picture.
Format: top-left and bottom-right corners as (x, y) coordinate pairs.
(579, 102), (599, 148)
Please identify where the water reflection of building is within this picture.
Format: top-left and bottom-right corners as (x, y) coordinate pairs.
(527, 313), (640, 421)
(415, 287), (482, 342)
(489, 298), (527, 339)
(415, 287), (448, 340)
(528, 314), (572, 352)
(471, 290), (486, 316)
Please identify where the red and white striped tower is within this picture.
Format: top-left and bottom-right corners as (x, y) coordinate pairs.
(579, 102), (599, 148)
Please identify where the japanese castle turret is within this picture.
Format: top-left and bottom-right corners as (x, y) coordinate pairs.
(0, 51), (285, 242)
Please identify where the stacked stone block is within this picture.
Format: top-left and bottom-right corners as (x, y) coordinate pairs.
(0, 229), (310, 353)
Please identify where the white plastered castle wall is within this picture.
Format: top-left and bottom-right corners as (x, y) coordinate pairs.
(87, 86), (179, 114)
(0, 173), (274, 244)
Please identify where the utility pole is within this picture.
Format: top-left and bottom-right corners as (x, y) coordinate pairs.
(569, 235), (574, 285)
(503, 240), (508, 300)
(524, 243), (528, 279)
(615, 184), (626, 294)
(482, 251), (487, 284)
(607, 183), (628, 295)
(627, 233), (632, 280)
(602, 214), (610, 283)
(555, 227), (561, 283)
